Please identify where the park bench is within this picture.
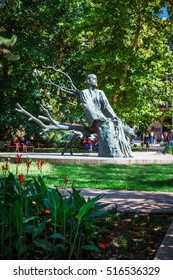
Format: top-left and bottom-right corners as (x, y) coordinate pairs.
(147, 145), (163, 153)
(4, 145), (34, 152)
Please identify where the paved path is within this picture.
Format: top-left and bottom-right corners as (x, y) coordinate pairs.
(0, 151), (173, 259)
(1, 150), (173, 165)
(75, 188), (173, 213)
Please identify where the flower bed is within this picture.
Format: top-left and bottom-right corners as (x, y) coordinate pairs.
(90, 212), (172, 260)
(0, 154), (172, 260)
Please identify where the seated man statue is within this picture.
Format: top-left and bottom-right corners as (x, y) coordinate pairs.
(79, 74), (134, 157)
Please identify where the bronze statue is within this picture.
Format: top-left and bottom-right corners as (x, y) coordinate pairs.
(79, 74), (134, 157)
(16, 68), (136, 157)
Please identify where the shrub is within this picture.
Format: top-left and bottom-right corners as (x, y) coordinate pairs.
(0, 173), (109, 260)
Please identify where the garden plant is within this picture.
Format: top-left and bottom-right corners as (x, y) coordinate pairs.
(0, 155), (112, 260)
(0, 154), (172, 260)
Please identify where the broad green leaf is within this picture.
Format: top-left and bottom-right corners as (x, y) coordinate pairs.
(78, 195), (103, 222)
(47, 189), (61, 212)
(12, 200), (23, 236)
(32, 221), (46, 239)
(82, 245), (100, 252)
(50, 233), (69, 244)
(38, 175), (48, 192)
(23, 216), (39, 223)
(34, 238), (53, 252)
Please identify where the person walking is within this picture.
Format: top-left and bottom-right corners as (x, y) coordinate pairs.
(162, 129), (173, 155)
(61, 132), (83, 155)
(144, 131), (151, 151)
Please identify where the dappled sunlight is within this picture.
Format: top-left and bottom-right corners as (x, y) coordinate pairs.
(1, 159), (173, 192)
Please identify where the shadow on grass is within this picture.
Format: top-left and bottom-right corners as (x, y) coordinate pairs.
(44, 164), (173, 192)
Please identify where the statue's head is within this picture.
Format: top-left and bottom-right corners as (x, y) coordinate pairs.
(86, 74), (98, 88)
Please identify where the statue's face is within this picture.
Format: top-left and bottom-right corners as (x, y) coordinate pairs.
(87, 74), (98, 88)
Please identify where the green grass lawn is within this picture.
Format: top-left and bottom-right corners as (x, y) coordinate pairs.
(1, 160), (173, 192)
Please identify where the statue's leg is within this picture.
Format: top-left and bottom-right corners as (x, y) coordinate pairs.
(95, 120), (124, 158)
(70, 145), (73, 155)
(61, 142), (69, 155)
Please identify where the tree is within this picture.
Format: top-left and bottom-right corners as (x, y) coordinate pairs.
(0, 33), (20, 137)
(1, 0), (173, 139)
(60, 0), (173, 131)
(0, 0), (83, 136)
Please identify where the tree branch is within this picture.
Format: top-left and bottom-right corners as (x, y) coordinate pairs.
(15, 103), (92, 134)
(43, 66), (79, 96)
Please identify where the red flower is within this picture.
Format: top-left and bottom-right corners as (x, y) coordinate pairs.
(2, 162), (9, 176)
(64, 177), (68, 183)
(16, 153), (22, 164)
(25, 159), (32, 168)
(45, 209), (51, 214)
(18, 173), (26, 184)
(2, 162), (9, 171)
(36, 160), (44, 167)
(36, 160), (44, 173)
(25, 159), (32, 174)
(98, 243), (106, 249)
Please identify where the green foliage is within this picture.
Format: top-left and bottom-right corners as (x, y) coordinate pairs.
(0, 34), (20, 64)
(61, 0), (173, 128)
(0, 0), (82, 133)
(0, 173), (108, 259)
(1, 0), (173, 135)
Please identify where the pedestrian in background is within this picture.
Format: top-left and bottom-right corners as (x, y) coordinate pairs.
(160, 133), (164, 145)
(162, 129), (173, 155)
(163, 131), (168, 143)
(153, 132), (158, 144)
(144, 131), (151, 151)
(150, 130), (154, 144)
